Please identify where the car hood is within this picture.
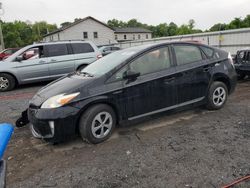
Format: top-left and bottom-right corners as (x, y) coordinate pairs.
(30, 73), (100, 107)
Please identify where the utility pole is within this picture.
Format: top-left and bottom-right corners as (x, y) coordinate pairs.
(0, 2), (5, 50)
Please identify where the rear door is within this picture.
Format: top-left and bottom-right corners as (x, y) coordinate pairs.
(172, 44), (211, 104)
(44, 43), (75, 79)
(71, 43), (97, 68)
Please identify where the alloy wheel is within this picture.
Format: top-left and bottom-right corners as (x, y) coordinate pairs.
(0, 77), (9, 90)
(91, 112), (113, 139)
(212, 86), (226, 107)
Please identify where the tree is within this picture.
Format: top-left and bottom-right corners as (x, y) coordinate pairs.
(60, 22), (71, 28)
(2, 21), (57, 48)
(188, 19), (195, 30)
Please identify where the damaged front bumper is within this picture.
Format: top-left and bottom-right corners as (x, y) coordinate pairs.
(26, 106), (79, 143)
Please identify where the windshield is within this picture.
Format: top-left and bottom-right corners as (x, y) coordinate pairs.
(81, 48), (138, 76)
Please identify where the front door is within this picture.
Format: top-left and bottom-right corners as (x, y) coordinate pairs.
(109, 46), (178, 120)
(14, 46), (50, 83)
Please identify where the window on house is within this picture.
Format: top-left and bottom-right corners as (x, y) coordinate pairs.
(83, 32), (88, 39)
(115, 35), (118, 40)
(138, 35), (141, 40)
(124, 35), (127, 40)
(93, 32), (98, 39)
(133, 35), (135, 40)
(146, 34), (148, 39)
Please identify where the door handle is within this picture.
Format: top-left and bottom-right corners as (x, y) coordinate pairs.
(50, 59), (57, 62)
(38, 60), (46, 64)
(164, 77), (175, 83)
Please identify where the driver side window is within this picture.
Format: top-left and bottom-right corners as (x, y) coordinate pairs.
(114, 46), (171, 80)
(19, 46), (44, 61)
(129, 47), (171, 75)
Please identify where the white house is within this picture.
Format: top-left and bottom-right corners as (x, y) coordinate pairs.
(43, 16), (153, 46)
(114, 28), (152, 42)
(43, 16), (116, 46)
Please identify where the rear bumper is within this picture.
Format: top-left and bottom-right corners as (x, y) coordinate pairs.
(0, 160), (6, 188)
(28, 106), (80, 143)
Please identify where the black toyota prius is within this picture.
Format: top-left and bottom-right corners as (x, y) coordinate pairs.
(18, 42), (237, 144)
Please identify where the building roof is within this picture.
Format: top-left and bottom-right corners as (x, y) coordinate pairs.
(43, 16), (114, 37)
(114, 27), (152, 33)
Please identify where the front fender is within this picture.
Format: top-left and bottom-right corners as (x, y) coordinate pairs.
(73, 95), (122, 124)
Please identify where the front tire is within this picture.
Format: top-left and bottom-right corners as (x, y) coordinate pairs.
(206, 81), (228, 110)
(79, 104), (116, 144)
(0, 73), (16, 91)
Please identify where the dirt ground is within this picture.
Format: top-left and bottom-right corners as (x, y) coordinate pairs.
(1, 80), (250, 188)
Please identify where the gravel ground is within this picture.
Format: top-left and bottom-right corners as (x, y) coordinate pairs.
(1, 80), (250, 188)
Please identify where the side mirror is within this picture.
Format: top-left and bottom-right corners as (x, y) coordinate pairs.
(16, 56), (23, 62)
(123, 70), (140, 81)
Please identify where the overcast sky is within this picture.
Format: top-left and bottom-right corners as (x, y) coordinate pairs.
(1, 0), (250, 30)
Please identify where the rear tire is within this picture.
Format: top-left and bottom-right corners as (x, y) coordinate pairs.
(0, 73), (16, 91)
(206, 81), (228, 110)
(79, 104), (116, 144)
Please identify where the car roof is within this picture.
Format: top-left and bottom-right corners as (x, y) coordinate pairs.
(117, 41), (206, 54)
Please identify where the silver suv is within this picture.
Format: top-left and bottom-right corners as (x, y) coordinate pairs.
(0, 41), (102, 91)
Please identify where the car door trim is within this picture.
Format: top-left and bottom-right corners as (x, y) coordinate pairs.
(128, 96), (205, 120)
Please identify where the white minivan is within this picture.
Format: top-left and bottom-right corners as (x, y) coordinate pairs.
(0, 41), (102, 91)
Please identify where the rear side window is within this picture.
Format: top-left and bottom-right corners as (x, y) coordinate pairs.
(71, 43), (94, 54)
(46, 44), (68, 57)
(200, 46), (214, 58)
(174, 45), (203, 65)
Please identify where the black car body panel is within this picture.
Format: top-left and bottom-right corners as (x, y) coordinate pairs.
(25, 42), (237, 143)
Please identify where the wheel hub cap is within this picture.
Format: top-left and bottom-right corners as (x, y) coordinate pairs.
(0, 77), (9, 90)
(91, 112), (113, 139)
(213, 87), (226, 106)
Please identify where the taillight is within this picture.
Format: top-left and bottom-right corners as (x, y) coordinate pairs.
(97, 54), (103, 59)
(228, 52), (235, 68)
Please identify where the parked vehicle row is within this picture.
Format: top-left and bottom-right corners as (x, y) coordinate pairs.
(17, 41), (237, 144)
(0, 41), (102, 91)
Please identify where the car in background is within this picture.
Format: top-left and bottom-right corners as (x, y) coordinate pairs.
(19, 42), (237, 144)
(0, 41), (102, 91)
(234, 49), (250, 79)
(0, 48), (20, 60)
(99, 46), (120, 56)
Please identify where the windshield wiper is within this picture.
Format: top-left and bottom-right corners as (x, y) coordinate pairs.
(78, 71), (94, 77)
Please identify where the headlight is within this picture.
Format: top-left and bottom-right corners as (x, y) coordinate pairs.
(41, 92), (80, 109)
